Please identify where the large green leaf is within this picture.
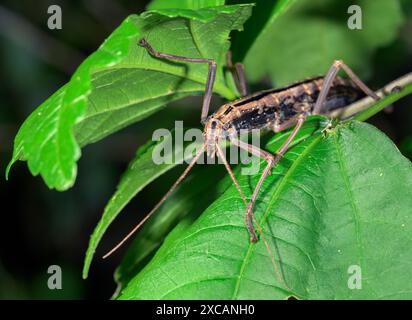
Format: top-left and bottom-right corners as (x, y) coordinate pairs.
(7, 4), (253, 190)
(243, 0), (404, 85)
(118, 120), (412, 299)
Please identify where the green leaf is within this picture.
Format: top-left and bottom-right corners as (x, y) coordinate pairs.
(118, 120), (412, 299)
(243, 0), (404, 85)
(6, 17), (139, 190)
(116, 117), (321, 298)
(82, 130), (202, 279)
(147, 0), (225, 10)
(7, 5), (253, 190)
(113, 165), (228, 293)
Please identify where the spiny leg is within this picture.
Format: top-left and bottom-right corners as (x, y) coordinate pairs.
(103, 144), (206, 259)
(226, 51), (249, 97)
(139, 38), (216, 123)
(313, 59), (380, 115)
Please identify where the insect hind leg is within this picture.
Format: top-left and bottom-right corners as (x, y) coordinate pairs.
(313, 60), (380, 115)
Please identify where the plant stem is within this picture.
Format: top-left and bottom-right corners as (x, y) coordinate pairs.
(326, 72), (412, 122)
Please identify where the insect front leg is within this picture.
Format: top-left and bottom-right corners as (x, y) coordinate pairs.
(313, 60), (380, 115)
(138, 38), (216, 123)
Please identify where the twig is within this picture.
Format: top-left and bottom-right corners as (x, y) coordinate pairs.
(327, 72), (412, 121)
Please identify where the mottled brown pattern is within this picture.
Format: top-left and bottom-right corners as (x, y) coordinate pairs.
(209, 76), (362, 134)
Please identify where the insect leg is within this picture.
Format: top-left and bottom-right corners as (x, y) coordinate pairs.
(216, 144), (292, 291)
(229, 138), (273, 244)
(231, 120), (305, 291)
(272, 116), (301, 133)
(231, 114), (307, 242)
(102, 143), (206, 259)
(313, 60), (380, 115)
(215, 143), (258, 242)
(226, 51), (249, 97)
(139, 38), (216, 123)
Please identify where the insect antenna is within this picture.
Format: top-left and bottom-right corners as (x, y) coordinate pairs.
(102, 144), (206, 259)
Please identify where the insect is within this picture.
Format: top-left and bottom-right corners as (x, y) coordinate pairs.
(103, 38), (380, 287)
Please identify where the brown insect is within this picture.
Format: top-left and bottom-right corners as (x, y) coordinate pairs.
(103, 38), (380, 288)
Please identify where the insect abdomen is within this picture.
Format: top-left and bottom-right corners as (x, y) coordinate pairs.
(215, 76), (364, 133)
(229, 106), (277, 131)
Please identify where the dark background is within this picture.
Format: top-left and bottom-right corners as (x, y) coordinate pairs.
(0, 0), (411, 299)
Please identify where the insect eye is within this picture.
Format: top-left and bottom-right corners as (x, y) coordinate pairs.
(211, 121), (217, 129)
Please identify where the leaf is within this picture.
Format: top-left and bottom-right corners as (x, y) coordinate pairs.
(82, 130), (203, 279)
(7, 5), (253, 190)
(113, 165), (228, 293)
(118, 120), (412, 299)
(243, 0), (404, 85)
(75, 5), (253, 145)
(6, 17), (139, 190)
(116, 117), (321, 298)
(147, 0), (225, 10)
